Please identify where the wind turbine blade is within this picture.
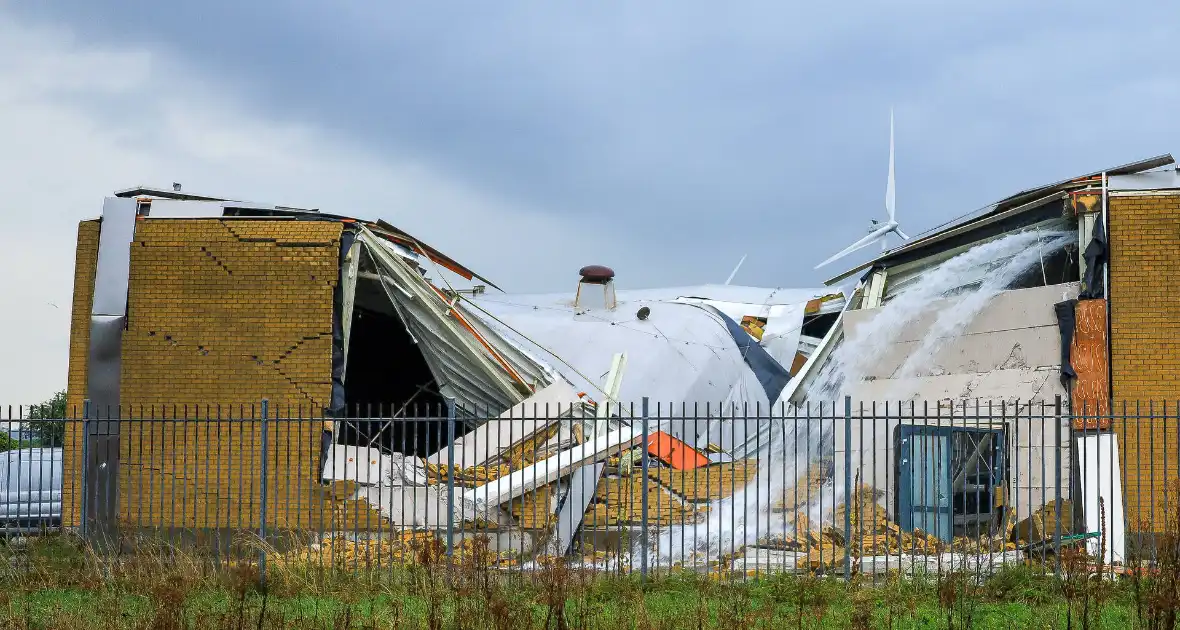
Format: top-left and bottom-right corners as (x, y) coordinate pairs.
(886, 108), (896, 223)
(894, 228), (910, 240)
(724, 254), (747, 286)
(815, 227), (890, 269)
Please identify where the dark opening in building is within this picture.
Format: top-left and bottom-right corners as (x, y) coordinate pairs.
(1009, 242), (1080, 289)
(339, 276), (448, 456)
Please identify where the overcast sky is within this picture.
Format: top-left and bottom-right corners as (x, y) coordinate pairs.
(2, 2), (1178, 404)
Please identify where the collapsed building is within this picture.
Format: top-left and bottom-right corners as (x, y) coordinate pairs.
(63, 152), (1180, 572)
(63, 185), (842, 555)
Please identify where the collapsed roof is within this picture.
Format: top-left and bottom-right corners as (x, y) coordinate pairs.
(822, 154), (1174, 287)
(782, 154), (1176, 412)
(109, 188), (843, 455)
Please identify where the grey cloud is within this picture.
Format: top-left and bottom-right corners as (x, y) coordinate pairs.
(10, 2), (1180, 289)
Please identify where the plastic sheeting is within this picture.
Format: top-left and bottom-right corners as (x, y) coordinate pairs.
(1054, 299), (1078, 386)
(328, 230), (358, 417)
(1081, 213), (1107, 300)
(702, 304), (791, 402)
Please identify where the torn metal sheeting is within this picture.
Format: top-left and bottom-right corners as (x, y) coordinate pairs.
(671, 297), (808, 369)
(464, 296), (774, 447)
(91, 198), (138, 317)
(371, 218), (500, 290)
(357, 228), (541, 412)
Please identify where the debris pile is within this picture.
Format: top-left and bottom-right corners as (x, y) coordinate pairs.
(272, 532), (519, 570)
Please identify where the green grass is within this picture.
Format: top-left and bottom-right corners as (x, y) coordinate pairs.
(0, 581), (1144, 629)
(0, 535), (1159, 629)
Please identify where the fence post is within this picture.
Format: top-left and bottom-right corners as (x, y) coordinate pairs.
(1054, 394), (1063, 575)
(259, 398), (269, 585)
(81, 399), (91, 539)
(445, 398), (456, 558)
(641, 397), (650, 581)
(844, 395), (852, 582)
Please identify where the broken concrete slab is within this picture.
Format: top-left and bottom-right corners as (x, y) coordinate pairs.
(355, 485), (513, 530)
(323, 444), (428, 486)
(731, 548), (806, 573)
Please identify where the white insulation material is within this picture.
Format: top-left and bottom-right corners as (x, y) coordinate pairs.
(1077, 433), (1126, 564)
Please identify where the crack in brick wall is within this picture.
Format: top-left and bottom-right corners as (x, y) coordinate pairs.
(65, 218), (363, 529)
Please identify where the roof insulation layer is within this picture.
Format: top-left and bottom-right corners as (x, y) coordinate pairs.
(464, 284), (841, 375)
(464, 291), (795, 449)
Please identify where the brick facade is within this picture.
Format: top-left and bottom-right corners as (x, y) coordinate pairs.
(64, 221), (100, 528)
(65, 218), (382, 531)
(1109, 193), (1180, 530)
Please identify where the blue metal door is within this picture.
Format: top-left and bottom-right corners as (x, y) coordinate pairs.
(898, 426), (952, 541)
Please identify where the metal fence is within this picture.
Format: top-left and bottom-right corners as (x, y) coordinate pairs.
(0, 397), (1168, 582)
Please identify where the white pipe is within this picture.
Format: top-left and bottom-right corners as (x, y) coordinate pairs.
(1102, 172), (1109, 301)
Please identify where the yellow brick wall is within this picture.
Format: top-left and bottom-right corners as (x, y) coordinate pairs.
(64, 221), (100, 527)
(1109, 193), (1180, 531)
(66, 218), (383, 531)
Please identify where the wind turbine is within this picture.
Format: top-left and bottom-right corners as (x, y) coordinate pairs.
(815, 109), (911, 270)
(724, 254), (747, 285)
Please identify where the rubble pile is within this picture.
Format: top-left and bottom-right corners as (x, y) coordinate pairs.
(424, 462), (512, 486)
(272, 532), (519, 570)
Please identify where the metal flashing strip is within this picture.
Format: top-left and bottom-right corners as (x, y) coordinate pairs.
(87, 197), (138, 412)
(114, 186), (227, 201)
(84, 197), (137, 544)
(1108, 189), (1180, 197)
(1108, 169), (1180, 191)
(137, 199), (228, 218)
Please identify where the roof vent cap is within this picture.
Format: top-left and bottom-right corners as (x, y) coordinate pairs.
(575, 265), (617, 310)
(578, 265), (615, 283)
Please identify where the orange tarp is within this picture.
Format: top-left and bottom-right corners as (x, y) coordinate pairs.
(647, 431), (709, 470)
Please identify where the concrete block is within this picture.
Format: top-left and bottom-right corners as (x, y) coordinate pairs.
(731, 548), (806, 573)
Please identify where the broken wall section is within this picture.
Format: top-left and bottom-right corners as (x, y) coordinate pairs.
(835, 283), (1076, 524)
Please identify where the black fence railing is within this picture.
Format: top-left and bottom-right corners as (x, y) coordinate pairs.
(0, 396), (1165, 582)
